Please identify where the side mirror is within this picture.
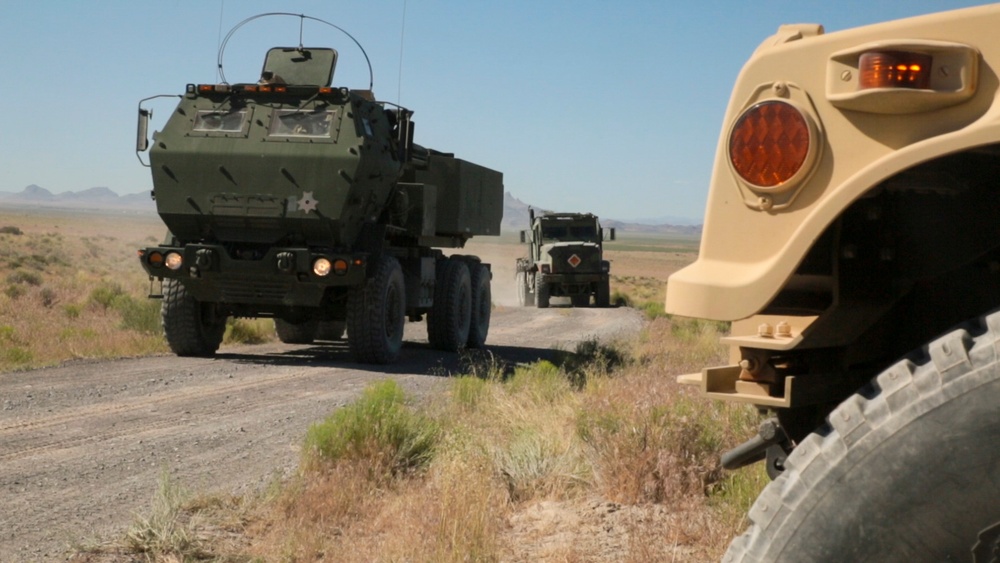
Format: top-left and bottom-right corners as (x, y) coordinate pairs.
(519, 230), (527, 244)
(136, 108), (151, 152)
(608, 228), (616, 241)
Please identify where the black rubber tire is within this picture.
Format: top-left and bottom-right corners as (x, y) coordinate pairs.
(571, 294), (590, 307)
(273, 318), (318, 344)
(467, 263), (491, 348)
(518, 271), (535, 307)
(516, 271), (529, 307)
(161, 278), (226, 357)
(427, 258), (471, 352)
(315, 320), (346, 341)
(724, 310), (1000, 563)
(536, 277), (550, 309)
(596, 278), (610, 308)
(346, 256), (405, 364)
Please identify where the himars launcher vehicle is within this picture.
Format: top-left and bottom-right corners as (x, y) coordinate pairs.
(136, 14), (502, 364)
(515, 209), (614, 308)
(666, 5), (1000, 561)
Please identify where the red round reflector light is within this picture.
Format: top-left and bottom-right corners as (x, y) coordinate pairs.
(859, 51), (932, 90)
(147, 251), (164, 268)
(728, 100), (812, 189)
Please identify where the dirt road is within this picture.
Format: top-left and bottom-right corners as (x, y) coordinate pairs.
(0, 305), (643, 561)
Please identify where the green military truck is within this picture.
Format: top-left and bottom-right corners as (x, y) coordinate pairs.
(515, 209), (614, 308)
(136, 14), (502, 364)
(665, 5), (1000, 561)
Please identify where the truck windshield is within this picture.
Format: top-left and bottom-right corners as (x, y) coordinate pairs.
(269, 109), (336, 137)
(541, 224), (597, 242)
(193, 109), (247, 132)
(541, 226), (568, 241)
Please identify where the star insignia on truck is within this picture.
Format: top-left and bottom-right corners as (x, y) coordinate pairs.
(297, 191), (319, 213)
(568, 254), (582, 268)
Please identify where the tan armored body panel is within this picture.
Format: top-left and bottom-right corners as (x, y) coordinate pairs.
(667, 5), (999, 322)
(670, 7), (1000, 558)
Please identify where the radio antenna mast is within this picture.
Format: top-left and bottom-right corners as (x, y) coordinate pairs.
(397, 0), (407, 105)
(216, 0), (226, 82)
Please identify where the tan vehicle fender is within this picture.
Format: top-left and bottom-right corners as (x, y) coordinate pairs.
(666, 4), (1000, 321)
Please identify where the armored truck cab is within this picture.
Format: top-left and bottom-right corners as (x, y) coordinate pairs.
(515, 209), (613, 308)
(665, 5), (1000, 561)
(137, 36), (502, 364)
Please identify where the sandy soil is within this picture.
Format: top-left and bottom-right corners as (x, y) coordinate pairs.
(0, 305), (644, 561)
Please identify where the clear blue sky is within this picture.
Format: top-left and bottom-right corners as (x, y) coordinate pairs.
(0, 1), (990, 223)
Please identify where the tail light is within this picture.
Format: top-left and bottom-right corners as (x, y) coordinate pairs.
(827, 41), (978, 114)
(728, 100), (816, 190)
(859, 51), (931, 90)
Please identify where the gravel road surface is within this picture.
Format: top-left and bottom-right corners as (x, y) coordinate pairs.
(0, 305), (643, 561)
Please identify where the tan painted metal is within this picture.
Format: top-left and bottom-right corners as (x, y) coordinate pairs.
(666, 5), (1000, 322)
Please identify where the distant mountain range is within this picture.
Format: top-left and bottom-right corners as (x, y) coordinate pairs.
(0, 185), (700, 234)
(0, 185), (154, 211)
(501, 192), (700, 236)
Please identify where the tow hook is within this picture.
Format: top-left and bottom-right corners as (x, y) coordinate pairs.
(721, 418), (792, 479)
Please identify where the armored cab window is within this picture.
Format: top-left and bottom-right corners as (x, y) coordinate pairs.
(269, 109), (337, 137)
(569, 226), (597, 240)
(193, 109), (248, 133)
(542, 226), (568, 241)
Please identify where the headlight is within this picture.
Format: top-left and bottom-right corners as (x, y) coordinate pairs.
(313, 257), (332, 277)
(164, 252), (183, 271)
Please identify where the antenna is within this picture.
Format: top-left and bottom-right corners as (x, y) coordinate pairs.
(397, 0), (407, 105)
(216, 0), (225, 82)
(217, 13), (374, 90)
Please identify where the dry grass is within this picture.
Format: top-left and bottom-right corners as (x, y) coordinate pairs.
(0, 210), (278, 373)
(0, 211), (170, 371)
(120, 316), (766, 562)
(10, 212), (762, 560)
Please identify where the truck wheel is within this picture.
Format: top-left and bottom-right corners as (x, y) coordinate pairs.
(427, 258), (471, 352)
(571, 295), (590, 307)
(316, 320), (346, 341)
(596, 278), (610, 308)
(467, 264), (491, 348)
(347, 256), (405, 364)
(517, 271), (535, 307)
(161, 278), (226, 357)
(516, 271), (528, 307)
(724, 311), (1000, 563)
(274, 318), (318, 344)
(536, 278), (550, 309)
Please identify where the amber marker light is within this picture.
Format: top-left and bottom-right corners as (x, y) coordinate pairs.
(729, 100), (812, 189)
(147, 251), (164, 268)
(198, 84), (231, 93)
(859, 51), (932, 90)
(333, 259), (349, 276)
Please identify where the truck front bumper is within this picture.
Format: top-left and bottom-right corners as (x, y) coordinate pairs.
(138, 243), (367, 306)
(539, 272), (606, 296)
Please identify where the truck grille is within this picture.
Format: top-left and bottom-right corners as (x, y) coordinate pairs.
(217, 278), (292, 303)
